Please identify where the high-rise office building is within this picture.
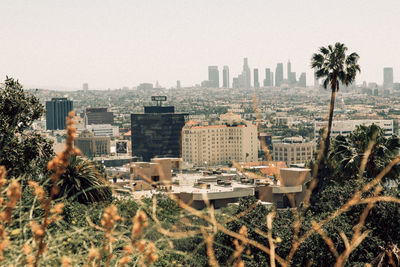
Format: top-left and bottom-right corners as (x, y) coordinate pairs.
(263, 68), (272, 86)
(314, 71), (320, 88)
(383, 67), (394, 89)
(83, 83), (89, 91)
(275, 63), (284, 87)
(298, 72), (307, 87)
(131, 97), (188, 161)
(176, 80), (181, 89)
(232, 77), (239, 89)
(253, 68), (259, 89)
(242, 58), (251, 88)
(223, 66), (230, 88)
(271, 72), (274, 88)
(287, 60), (297, 84)
(289, 72), (297, 84)
(208, 66), (219, 88)
(46, 98), (73, 130)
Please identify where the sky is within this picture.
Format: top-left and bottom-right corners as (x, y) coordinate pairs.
(1, 0), (399, 90)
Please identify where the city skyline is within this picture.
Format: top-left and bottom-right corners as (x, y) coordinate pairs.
(1, 0), (400, 90)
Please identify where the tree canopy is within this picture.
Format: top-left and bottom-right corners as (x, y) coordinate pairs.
(0, 77), (54, 179)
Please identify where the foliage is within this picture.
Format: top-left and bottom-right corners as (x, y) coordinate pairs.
(329, 124), (400, 181)
(0, 77), (54, 180)
(311, 42), (360, 158)
(55, 155), (113, 204)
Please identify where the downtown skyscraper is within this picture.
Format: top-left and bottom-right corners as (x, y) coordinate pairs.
(208, 66), (219, 88)
(232, 58), (251, 88)
(223, 66), (230, 88)
(383, 67), (393, 89)
(263, 68), (272, 87)
(242, 58), (251, 88)
(253, 68), (259, 89)
(275, 63), (284, 87)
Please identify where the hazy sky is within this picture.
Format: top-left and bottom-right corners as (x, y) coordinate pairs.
(1, 0), (399, 90)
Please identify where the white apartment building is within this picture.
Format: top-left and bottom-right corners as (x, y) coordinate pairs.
(314, 120), (394, 138)
(182, 113), (258, 166)
(273, 137), (315, 166)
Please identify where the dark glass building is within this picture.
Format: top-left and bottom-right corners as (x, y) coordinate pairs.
(84, 108), (114, 125)
(46, 98), (73, 130)
(131, 105), (188, 161)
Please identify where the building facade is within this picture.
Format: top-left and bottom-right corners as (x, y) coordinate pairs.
(275, 63), (284, 87)
(208, 66), (219, 88)
(222, 66), (229, 88)
(298, 72), (306, 87)
(182, 113), (258, 166)
(383, 67), (394, 89)
(272, 138), (315, 166)
(46, 98), (73, 130)
(314, 120), (394, 138)
(74, 130), (110, 157)
(263, 68), (272, 87)
(131, 105), (188, 161)
(253, 68), (259, 89)
(84, 108), (114, 125)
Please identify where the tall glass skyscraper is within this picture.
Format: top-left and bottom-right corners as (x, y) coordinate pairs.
(222, 66), (229, 88)
(131, 100), (188, 161)
(383, 67), (394, 89)
(46, 98), (73, 130)
(263, 68), (271, 86)
(275, 63), (284, 87)
(253, 68), (259, 89)
(242, 58), (251, 88)
(208, 66), (219, 88)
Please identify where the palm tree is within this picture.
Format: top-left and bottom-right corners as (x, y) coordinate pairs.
(55, 155), (112, 204)
(311, 43), (360, 158)
(329, 124), (400, 181)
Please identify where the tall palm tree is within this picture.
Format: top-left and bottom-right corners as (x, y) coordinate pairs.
(311, 43), (360, 158)
(55, 155), (112, 204)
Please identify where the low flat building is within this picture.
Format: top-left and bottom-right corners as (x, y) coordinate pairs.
(129, 158), (182, 185)
(314, 120), (394, 138)
(255, 168), (311, 208)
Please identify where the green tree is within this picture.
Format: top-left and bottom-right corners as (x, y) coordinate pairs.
(55, 155), (112, 204)
(0, 77), (54, 180)
(311, 43), (360, 158)
(329, 124), (400, 181)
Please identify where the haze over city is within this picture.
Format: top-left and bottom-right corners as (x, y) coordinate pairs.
(1, 0), (400, 90)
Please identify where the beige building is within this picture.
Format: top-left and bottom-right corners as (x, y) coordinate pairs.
(182, 112), (258, 166)
(273, 137), (315, 166)
(74, 130), (110, 157)
(173, 167), (311, 209)
(255, 168), (311, 208)
(130, 158), (182, 184)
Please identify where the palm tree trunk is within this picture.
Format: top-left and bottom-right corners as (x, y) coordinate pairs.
(323, 89), (337, 159)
